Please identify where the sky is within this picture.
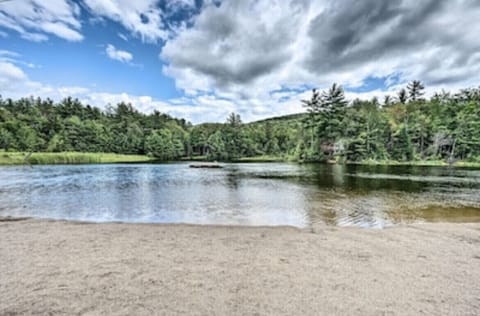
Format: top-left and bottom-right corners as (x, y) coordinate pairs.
(1, 0), (480, 123)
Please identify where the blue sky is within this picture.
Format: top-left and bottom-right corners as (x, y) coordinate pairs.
(1, 0), (187, 99)
(1, 0), (479, 123)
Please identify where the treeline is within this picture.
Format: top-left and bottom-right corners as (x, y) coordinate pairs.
(0, 97), (190, 160)
(1, 81), (479, 163)
(297, 81), (480, 162)
(190, 81), (480, 163)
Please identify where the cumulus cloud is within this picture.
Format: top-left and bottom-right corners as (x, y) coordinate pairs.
(0, 53), (416, 124)
(0, 49), (37, 74)
(162, 0), (310, 92)
(0, 0), (83, 42)
(161, 0), (480, 115)
(305, 0), (480, 88)
(3, 0), (480, 123)
(105, 44), (133, 63)
(0, 58), (215, 123)
(0, 62), (27, 83)
(83, 0), (165, 43)
(81, 0), (201, 43)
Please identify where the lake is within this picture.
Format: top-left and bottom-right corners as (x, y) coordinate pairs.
(0, 163), (479, 228)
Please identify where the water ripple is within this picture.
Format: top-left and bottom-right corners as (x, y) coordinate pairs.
(0, 163), (479, 228)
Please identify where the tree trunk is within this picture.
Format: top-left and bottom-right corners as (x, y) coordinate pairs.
(420, 135), (424, 159)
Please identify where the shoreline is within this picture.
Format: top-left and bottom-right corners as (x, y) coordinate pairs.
(1, 218), (479, 315)
(1, 152), (479, 168)
(0, 151), (157, 165)
(0, 216), (308, 230)
(1, 215), (479, 229)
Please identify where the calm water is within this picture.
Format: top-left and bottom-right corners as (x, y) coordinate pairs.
(1, 163), (480, 228)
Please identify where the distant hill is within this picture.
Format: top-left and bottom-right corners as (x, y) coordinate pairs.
(249, 113), (306, 125)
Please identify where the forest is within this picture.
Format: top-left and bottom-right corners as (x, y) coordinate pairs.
(1, 80), (479, 164)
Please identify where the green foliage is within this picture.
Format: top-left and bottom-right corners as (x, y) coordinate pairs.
(1, 81), (479, 165)
(300, 84), (348, 160)
(0, 96), (189, 159)
(0, 151), (154, 165)
(294, 81), (480, 164)
(207, 130), (228, 161)
(407, 80), (425, 102)
(145, 129), (177, 161)
(0, 128), (15, 150)
(397, 88), (407, 104)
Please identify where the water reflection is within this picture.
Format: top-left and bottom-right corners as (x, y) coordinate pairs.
(0, 163), (479, 228)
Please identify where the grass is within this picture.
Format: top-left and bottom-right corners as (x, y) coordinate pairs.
(233, 156), (480, 167)
(235, 155), (290, 163)
(182, 155), (291, 163)
(0, 151), (156, 165)
(3, 151), (478, 168)
(353, 159), (480, 168)
(181, 155), (208, 161)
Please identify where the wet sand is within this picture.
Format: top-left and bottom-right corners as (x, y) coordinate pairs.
(1, 219), (479, 315)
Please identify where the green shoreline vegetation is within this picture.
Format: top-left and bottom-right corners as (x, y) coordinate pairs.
(0, 151), (155, 165)
(2, 151), (480, 167)
(1, 80), (479, 166)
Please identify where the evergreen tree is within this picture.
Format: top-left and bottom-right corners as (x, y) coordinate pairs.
(407, 80), (425, 102)
(397, 89), (407, 104)
(301, 89), (322, 155)
(322, 83), (348, 141)
(384, 95), (393, 107)
(1, 85), (479, 164)
(224, 113), (244, 159)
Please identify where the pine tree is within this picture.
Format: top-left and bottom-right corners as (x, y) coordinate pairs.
(407, 80), (425, 102)
(397, 89), (407, 104)
(384, 95), (392, 107)
(322, 83), (347, 141)
(301, 89), (322, 153)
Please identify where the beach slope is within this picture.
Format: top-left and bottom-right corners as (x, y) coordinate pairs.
(1, 219), (479, 315)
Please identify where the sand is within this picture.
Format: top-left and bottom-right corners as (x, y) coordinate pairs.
(1, 218), (479, 315)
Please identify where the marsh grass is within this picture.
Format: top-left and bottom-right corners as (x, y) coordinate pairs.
(356, 159), (480, 168)
(0, 151), (155, 165)
(1, 151), (479, 167)
(235, 155), (291, 162)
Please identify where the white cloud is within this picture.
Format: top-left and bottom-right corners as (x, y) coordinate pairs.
(20, 32), (48, 42)
(82, 0), (200, 43)
(39, 21), (83, 42)
(0, 50), (19, 58)
(0, 0), (83, 42)
(0, 54), (474, 125)
(0, 50), (39, 69)
(57, 86), (90, 97)
(0, 62), (27, 82)
(118, 32), (128, 41)
(158, 0), (480, 121)
(83, 0), (168, 43)
(166, 0), (196, 10)
(162, 1), (312, 93)
(3, 0), (480, 123)
(105, 44), (133, 63)
(0, 60), (216, 123)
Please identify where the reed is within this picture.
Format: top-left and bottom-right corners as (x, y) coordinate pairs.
(0, 151), (155, 165)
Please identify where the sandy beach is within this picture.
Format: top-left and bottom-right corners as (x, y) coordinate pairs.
(1, 218), (479, 315)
